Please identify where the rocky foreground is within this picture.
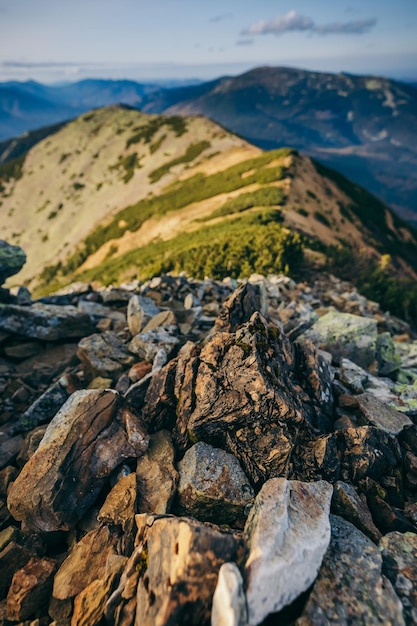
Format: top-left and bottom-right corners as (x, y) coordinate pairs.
(0, 241), (417, 625)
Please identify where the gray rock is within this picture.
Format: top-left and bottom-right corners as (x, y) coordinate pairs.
(339, 358), (368, 394)
(376, 332), (401, 377)
(303, 311), (378, 370)
(0, 241), (26, 286)
(380, 531), (417, 625)
(175, 442), (254, 524)
(356, 392), (412, 435)
(13, 375), (75, 433)
(296, 515), (405, 626)
(0, 303), (95, 340)
(128, 327), (179, 362)
(332, 480), (382, 543)
(127, 295), (160, 336)
(77, 300), (126, 324)
(244, 478), (333, 625)
(77, 331), (135, 379)
(211, 562), (248, 626)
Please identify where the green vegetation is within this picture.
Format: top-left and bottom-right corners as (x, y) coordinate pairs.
(306, 190), (317, 200)
(325, 245), (417, 324)
(0, 153), (26, 189)
(201, 186), (285, 221)
(296, 207), (309, 217)
(149, 141), (211, 183)
(41, 148), (295, 281)
(150, 134), (167, 154)
(126, 116), (187, 148)
(314, 211), (331, 227)
(73, 182), (85, 191)
(73, 210), (303, 287)
(314, 159), (417, 268)
(59, 153), (71, 164)
(110, 152), (142, 183)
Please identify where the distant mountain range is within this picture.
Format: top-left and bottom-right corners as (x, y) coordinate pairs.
(1, 68), (417, 220)
(0, 78), (160, 142)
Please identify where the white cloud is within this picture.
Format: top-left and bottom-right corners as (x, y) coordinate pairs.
(242, 11), (377, 37)
(242, 11), (313, 36)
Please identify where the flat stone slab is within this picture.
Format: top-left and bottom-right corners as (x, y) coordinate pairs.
(0, 302), (95, 340)
(303, 310), (378, 370)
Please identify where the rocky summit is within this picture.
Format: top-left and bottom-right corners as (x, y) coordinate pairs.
(1, 242), (417, 625)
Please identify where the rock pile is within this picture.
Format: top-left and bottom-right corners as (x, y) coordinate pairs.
(0, 243), (417, 625)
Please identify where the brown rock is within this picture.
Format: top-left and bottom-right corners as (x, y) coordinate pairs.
(105, 545), (144, 626)
(175, 310), (330, 487)
(0, 466), (18, 496)
(136, 430), (178, 514)
(133, 513), (242, 626)
(7, 390), (149, 532)
(53, 526), (117, 600)
(6, 556), (57, 621)
(0, 541), (34, 598)
(98, 473), (137, 530)
(342, 426), (401, 484)
(128, 361), (152, 383)
(71, 555), (127, 626)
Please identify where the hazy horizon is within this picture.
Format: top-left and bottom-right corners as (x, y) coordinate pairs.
(0, 0), (416, 84)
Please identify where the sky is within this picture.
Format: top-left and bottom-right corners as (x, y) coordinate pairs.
(0, 0), (416, 84)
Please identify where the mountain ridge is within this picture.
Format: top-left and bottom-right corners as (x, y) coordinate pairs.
(1, 66), (416, 221)
(2, 104), (417, 321)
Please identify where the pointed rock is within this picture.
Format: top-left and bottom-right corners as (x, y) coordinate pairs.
(244, 478), (333, 625)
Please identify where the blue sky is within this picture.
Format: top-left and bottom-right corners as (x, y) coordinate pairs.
(0, 0), (416, 83)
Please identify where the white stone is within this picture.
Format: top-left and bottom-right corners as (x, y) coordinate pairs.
(211, 562), (248, 626)
(244, 478), (333, 626)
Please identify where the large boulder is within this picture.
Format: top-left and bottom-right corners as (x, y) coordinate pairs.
(7, 390), (149, 531)
(0, 240), (26, 286)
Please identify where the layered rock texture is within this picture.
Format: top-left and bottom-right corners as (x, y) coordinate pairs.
(0, 248), (417, 624)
